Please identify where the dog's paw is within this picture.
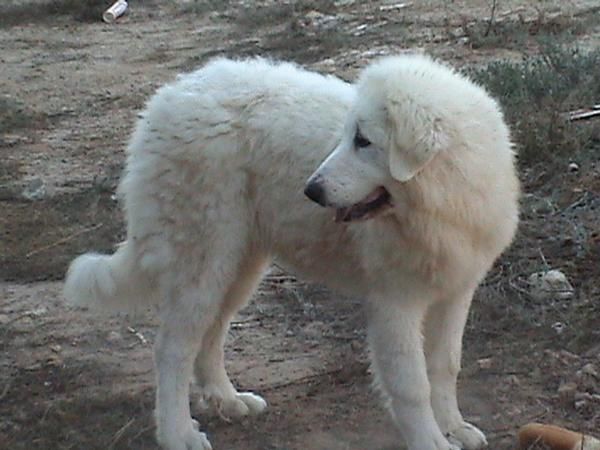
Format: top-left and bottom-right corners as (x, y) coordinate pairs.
(198, 389), (267, 421)
(157, 419), (212, 450)
(184, 430), (213, 450)
(407, 437), (461, 450)
(406, 430), (462, 450)
(235, 391), (268, 415)
(447, 422), (488, 450)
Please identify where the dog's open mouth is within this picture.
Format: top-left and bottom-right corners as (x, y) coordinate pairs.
(335, 187), (392, 223)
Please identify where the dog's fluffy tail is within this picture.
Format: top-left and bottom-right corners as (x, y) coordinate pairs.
(64, 242), (157, 312)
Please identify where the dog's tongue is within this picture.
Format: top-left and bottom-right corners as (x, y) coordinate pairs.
(334, 187), (389, 223)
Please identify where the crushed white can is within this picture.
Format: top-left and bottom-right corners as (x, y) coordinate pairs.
(103, 0), (128, 23)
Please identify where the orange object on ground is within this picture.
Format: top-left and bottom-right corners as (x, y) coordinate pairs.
(518, 423), (600, 450)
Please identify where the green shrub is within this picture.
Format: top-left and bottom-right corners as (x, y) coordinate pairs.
(470, 43), (600, 165)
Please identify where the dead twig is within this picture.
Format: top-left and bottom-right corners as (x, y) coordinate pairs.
(322, 334), (359, 341)
(230, 318), (262, 329)
(260, 368), (345, 391)
(0, 377), (13, 401)
(555, 192), (589, 216)
(508, 278), (535, 299)
(484, 0), (498, 36)
(567, 109), (600, 121)
(40, 403), (54, 424)
(108, 417), (136, 450)
(127, 326), (148, 345)
(262, 274), (299, 285)
(563, 104), (600, 121)
(26, 223), (104, 258)
(538, 248), (549, 270)
(497, 6), (527, 20)
(260, 363), (369, 392)
(128, 424), (154, 445)
(379, 2), (413, 11)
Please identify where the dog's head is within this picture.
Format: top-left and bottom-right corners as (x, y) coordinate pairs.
(304, 54), (452, 223)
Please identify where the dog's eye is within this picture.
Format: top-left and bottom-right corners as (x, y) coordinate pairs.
(354, 129), (371, 148)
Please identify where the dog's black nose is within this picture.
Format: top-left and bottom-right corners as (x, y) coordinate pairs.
(304, 181), (327, 206)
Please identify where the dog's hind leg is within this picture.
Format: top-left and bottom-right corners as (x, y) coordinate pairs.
(193, 252), (271, 420)
(154, 247), (265, 449)
(154, 280), (218, 450)
(424, 289), (488, 450)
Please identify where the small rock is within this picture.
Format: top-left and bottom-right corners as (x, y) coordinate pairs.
(46, 354), (63, 367)
(305, 10), (324, 20)
(574, 392), (599, 402)
(574, 399), (587, 410)
(12, 316), (34, 332)
(50, 344), (62, 353)
(25, 362), (42, 371)
(546, 349), (580, 365)
(506, 375), (520, 386)
(557, 350), (580, 363)
(303, 10), (338, 28)
(523, 194), (555, 215)
(21, 178), (47, 201)
(27, 306), (48, 317)
(320, 58), (336, 67)
(352, 24), (368, 35)
(1, 134), (29, 146)
(568, 162), (579, 172)
(107, 331), (122, 342)
(581, 363), (598, 378)
(0, 314), (10, 326)
(477, 358), (493, 370)
(301, 321), (326, 339)
(528, 269), (574, 300)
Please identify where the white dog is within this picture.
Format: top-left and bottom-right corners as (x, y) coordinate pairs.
(64, 54), (519, 450)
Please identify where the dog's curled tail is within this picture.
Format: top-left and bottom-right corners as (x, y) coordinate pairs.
(64, 242), (157, 312)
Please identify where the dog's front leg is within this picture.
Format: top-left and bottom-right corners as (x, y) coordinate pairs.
(367, 297), (460, 450)
(424, 290), (488, 450)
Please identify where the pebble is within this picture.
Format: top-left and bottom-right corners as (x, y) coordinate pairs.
(528, 269), (574, 300)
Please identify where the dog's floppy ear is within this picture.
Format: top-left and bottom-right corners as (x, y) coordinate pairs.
(387, 100), (449, 182)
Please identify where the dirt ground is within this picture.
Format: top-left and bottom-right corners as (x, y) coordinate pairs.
(1, 1), (599, 449)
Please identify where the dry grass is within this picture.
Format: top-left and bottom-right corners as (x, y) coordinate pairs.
(0, 96), (44, 135)
(460, 7), (599, 50)
(464, 16), (564, 50)
(0, 0), (155, 26)
(179, 0), (361, 68)
(234, 0), (337, 29)
(178, 0), (234, 16)
(0, 0), (109, 26)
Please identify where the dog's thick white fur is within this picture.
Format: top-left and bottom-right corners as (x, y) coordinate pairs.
(64, 54), (519, 450)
